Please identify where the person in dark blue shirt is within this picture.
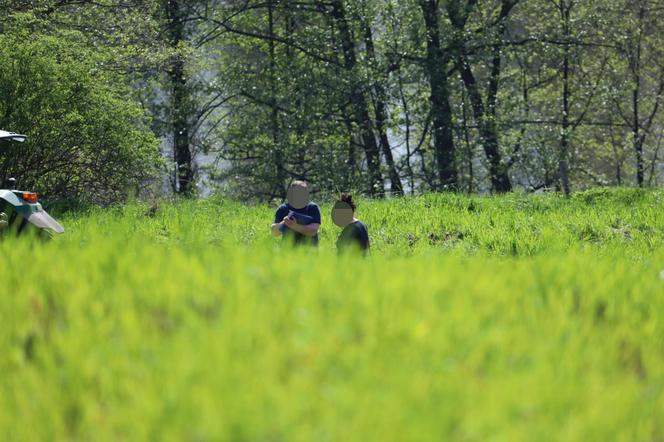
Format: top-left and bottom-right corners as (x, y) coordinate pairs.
(333, 193), (369, 256)
(271, 180), (321, 246)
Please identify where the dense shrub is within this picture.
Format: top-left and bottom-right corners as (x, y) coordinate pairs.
(0, 16), (160, 204)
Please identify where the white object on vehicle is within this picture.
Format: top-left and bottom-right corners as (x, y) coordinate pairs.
(0, 130), (27, 143)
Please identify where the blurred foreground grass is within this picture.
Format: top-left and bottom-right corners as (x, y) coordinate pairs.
(1, 188), (663, 441)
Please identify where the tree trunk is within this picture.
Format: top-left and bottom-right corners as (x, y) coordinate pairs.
(397, 70), (416, 194)
(647, 133), (662, 186)
(330, 0), (384, 197)
(633, 87), (644, 187)
(344, 115), (357, 188)
(362, 22), (403, 195)
(451, 0), (513, 192)
(461, 88), (474, 193)
(419, 0), (457, 191)
(631, 28), (644, 187)
(458, 59), (511, 192)
(558, 3), (571, 196)
(486, 2), (514, 191)
(268, 0), (286, 198)
(166, 0), (193, 195)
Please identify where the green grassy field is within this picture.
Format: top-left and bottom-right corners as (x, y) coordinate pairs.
(1, 188), (663, 441)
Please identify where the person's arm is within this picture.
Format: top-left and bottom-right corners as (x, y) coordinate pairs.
(286, 222), (320, 237)
(271, 221), (284, 237)
(271, 206), (288, 237)
(287, 203), (321, 237)
(289, 212), (315, 225)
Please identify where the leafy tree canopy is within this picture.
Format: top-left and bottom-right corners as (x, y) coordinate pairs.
(0, 13), (161, 204)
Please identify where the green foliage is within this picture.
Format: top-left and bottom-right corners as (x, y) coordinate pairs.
(1, 189), (663, 440)
(208, 2), (360, 198)
(198, 0), (664, 195)
(0, 14), (161, 204)
(4, 1), (664, 198)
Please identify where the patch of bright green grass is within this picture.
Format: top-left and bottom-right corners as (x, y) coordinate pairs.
(1, 188), (663, 440)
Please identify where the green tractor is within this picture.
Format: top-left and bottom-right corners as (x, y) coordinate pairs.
(0, 130), (64, 239)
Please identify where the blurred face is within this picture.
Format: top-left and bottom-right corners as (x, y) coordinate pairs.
(331, 201), (353, 227)
(287, 184), (309, 209)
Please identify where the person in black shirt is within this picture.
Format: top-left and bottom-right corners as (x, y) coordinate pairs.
(271, 180), (321, 246)
(332, 193), (369, 256)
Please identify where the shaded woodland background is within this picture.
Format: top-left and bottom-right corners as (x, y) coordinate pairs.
(1, 0), (663, 203)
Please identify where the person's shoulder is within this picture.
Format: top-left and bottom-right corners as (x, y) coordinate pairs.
(307, 202), (321, 212)
(276, 203), (289, 210)
(341, 222), (355, 233)
(354, 220), (368, 231)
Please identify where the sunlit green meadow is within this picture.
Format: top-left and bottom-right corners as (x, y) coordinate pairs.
(1, 188), (663, 441)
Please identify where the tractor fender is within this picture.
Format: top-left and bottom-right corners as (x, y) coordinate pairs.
(0, 189), (22, 206)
